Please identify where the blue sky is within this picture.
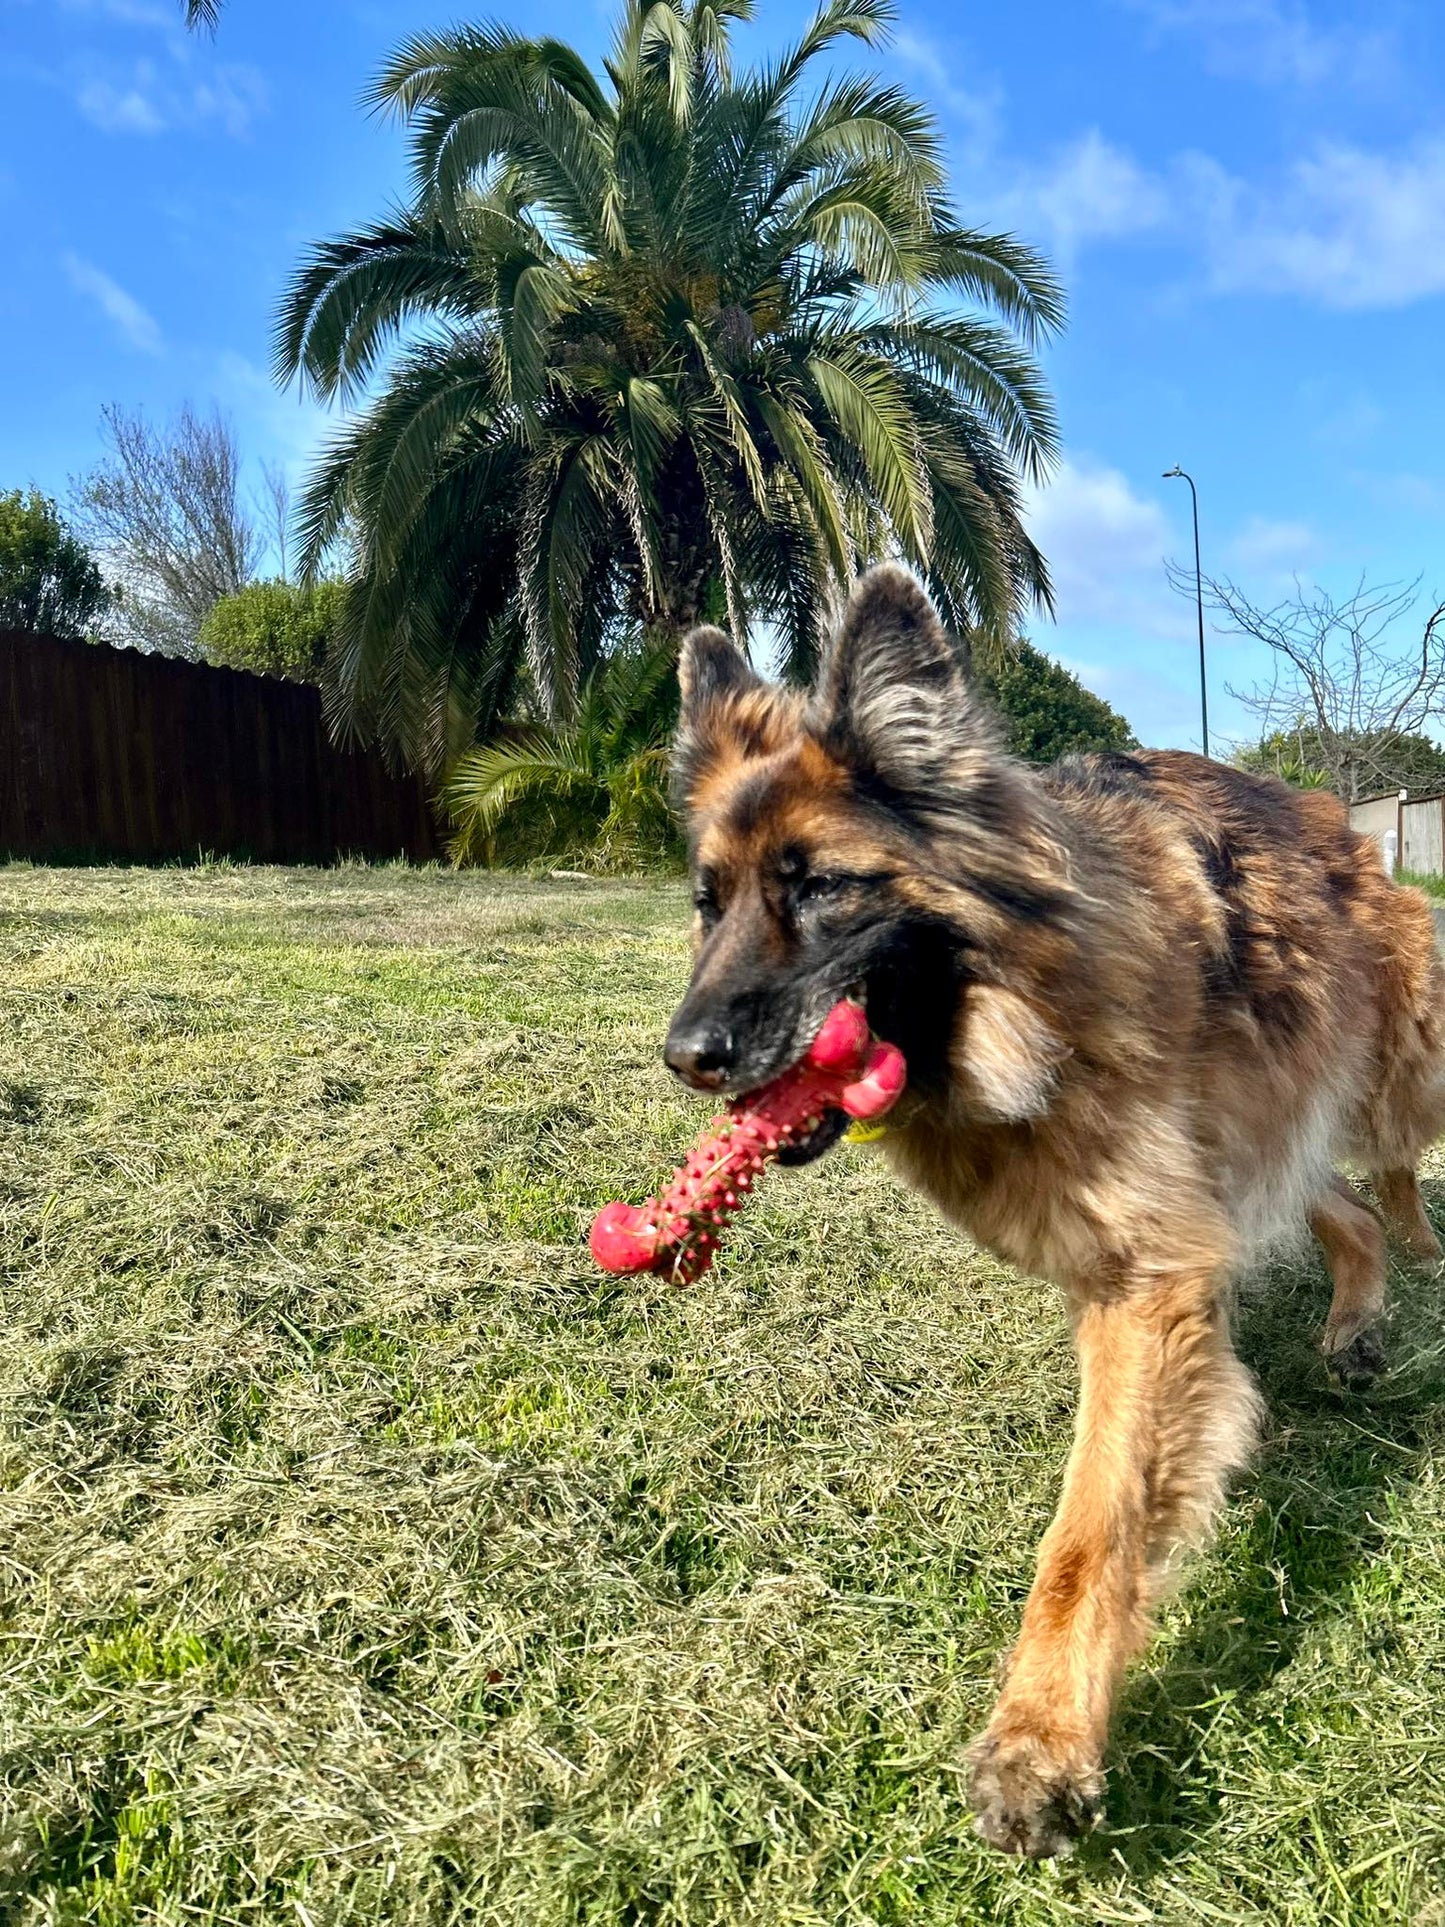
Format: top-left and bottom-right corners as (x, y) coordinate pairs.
(3, 0), (1443, 749)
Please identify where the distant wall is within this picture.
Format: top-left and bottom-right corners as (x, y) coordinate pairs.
(1349, 792), (1401, 858)
(0, 628), (439, 864)
(1349, 789), (1445, 878)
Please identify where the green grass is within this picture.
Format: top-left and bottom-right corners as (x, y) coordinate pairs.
(2, 862), (1444, 1925)
(1400, 869), (1445, 903)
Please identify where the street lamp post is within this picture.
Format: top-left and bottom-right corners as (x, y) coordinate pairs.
(1163, 465), (1209, 759)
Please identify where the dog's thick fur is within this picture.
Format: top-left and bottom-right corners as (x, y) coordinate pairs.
(664, 564), (1445, 1857)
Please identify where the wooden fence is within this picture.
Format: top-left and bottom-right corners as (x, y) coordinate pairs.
(0, 629), (440, 864)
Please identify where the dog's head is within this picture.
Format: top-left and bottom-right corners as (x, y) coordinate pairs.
(664, 565), (1072, 1149)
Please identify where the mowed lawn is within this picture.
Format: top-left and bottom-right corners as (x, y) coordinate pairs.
(2, 865), (1445, 1927)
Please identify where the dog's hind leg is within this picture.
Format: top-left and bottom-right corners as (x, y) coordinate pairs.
(1310, 1175), (1389, 1387)
(967, 1267), (1259, 1858)
(1371, 1166), (1442, 1264)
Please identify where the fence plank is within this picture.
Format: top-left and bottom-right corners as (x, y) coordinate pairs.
(0, 630), (439, 864)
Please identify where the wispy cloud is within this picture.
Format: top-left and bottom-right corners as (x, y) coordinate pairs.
(1025, 458), (1188, 635)
(1307, 388), (1385, 448)
(76, 69), (167, 133)
(886, 24), (1445, 314)
(997, 131), (1170, 262)
(214, 352), (332, 484)
(74, 54), (266, 136)
(1022, 463), (1310, 749)
(1227, 516), (1319, 578)
(1119, 0), (1397, 91)
(57, 0), (177, 25)
(1359, 472), (1445, 520)
(1194, 140), (1445, 309)
(992, 131), (1445, 310)
(890, 28), (1004, 165)
(62, 251), (164, 354)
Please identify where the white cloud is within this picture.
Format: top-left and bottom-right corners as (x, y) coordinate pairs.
(998, 130), (1170, 261)
(1360, 472), (1445, 520)
(1020, 463), (1299, 750)
(1025, 459), (1185, 632)
(76, 70), (167, 132)
(62, 251), (164, 355)
(896, 13), (1445, 323)
(1000, 132), (1445, 310)
(890, 28), (1004, 165)
(1120, 0), (1396, 91)
(1197, 139), (1445, 309)
(58, 0), (177, 25)
(1227, 516), (1318, 573)
(71, 52), (266, 138)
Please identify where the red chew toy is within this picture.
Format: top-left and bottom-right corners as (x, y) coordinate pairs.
(590, 999), (906, 1285)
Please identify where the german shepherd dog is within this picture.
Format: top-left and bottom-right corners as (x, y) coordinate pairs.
(663, 563), (1445, 1857)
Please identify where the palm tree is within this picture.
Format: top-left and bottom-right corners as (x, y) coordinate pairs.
(183, 1), (219, 25)
(444, 632), (680, 866)
(277, 0), (1063, 773)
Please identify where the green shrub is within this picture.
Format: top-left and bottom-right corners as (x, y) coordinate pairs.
(978, 638), (1137, 764)
(198, 578), (345, 684)
(1237, 725), (1445, 799)
(0, 488), (112, 638)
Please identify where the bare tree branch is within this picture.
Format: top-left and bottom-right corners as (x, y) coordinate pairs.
(1167, 565), (1445, 803)
(70, 404), (260, 657)
(258, 460), (291, 583)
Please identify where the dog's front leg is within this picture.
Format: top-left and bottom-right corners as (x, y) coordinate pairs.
(968, 1270), (1259, 1857)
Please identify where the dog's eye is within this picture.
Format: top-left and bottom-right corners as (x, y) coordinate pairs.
(796, 873), (851, 905)
(693, 883), (721, 928)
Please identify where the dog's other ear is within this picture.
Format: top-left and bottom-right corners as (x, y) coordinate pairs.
(954, 983), (1070, 1122)
(672, 625), (792, 809)
(810, 564), (992, 793)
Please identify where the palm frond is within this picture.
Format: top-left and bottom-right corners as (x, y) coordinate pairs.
(274, 211), (487, 402)
(862, 312), (1059, 480)
(928, 223), (1066, 345)
(282, 0), (1064, 768)
(807, 348), (930, 559)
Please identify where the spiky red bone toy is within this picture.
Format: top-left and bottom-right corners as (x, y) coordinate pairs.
(590, 1000), (906, 1285)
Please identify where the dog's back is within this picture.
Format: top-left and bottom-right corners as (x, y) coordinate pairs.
(1035, 748), (1445, 1259)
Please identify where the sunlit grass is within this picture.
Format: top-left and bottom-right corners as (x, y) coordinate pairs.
(2, 862), (1443, 1923)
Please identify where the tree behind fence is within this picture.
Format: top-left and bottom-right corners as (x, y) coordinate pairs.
(0, 630), (438, 863)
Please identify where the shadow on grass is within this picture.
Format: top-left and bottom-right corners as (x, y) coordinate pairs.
(1083, 1203), (1445, 1880)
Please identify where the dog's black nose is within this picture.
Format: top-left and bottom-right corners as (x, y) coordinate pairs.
(664, 1017), (737, 1090)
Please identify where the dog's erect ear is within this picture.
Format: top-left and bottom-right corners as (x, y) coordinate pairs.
(672, 625), (793, 809)
(810, 564), (990, 792)
(678, 624), (759, 715)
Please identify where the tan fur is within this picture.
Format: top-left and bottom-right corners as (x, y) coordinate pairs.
(667, 565), (1445, 1856)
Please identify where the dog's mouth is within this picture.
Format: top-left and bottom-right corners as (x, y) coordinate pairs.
(774, 1106), (852, 1166)
(742, 980), (871, 1168)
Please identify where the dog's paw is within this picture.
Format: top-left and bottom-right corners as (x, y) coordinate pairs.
(966, 1728), (1103, 1859)
(1324, 1325), (1387, 1390)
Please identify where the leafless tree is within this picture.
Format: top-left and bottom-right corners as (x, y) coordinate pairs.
(257, 460), (291, 582)
(71, 403), (260, 656)
(1168, 565), (1445, 803)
